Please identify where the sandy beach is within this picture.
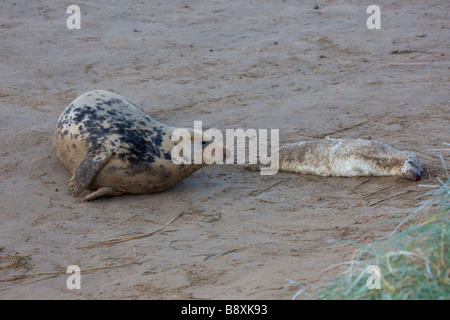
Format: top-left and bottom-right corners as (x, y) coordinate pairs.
(0, 0), (448, 299)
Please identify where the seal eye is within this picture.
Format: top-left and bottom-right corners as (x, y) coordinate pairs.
(407, 160), (416, 167)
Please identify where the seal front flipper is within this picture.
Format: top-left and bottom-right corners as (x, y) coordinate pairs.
(68, 150), (113, 196)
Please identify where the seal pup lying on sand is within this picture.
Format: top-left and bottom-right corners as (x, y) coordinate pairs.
(278, 137), (423, 181)
(53, 90), (226, 201)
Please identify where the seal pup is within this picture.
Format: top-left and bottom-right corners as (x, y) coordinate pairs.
(53, 90), (226, 201)
(278, 137), (422, 181)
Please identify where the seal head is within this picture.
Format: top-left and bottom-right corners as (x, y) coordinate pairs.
(400, 151), (423, 181)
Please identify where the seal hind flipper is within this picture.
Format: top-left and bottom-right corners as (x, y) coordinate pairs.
(82, 187), (123, 202)
(69, 150), (113, 196)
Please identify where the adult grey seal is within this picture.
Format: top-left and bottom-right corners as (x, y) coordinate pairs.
(53, 90), (225, 201)
(278, 137), (423, 181)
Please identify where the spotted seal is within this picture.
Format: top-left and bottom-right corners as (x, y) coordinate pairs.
(278, 137), (423, 180)
(53, 90), (225, 201)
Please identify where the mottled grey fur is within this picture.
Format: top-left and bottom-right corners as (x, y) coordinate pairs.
(53, 90), (223, 201)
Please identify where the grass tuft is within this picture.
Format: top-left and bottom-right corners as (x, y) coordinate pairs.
(287, 157), (449, 300)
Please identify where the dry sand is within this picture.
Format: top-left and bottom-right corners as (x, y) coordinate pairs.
(0, 0), (449, 299)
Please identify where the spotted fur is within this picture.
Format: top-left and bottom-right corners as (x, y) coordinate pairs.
(53, 90), (223, 201)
